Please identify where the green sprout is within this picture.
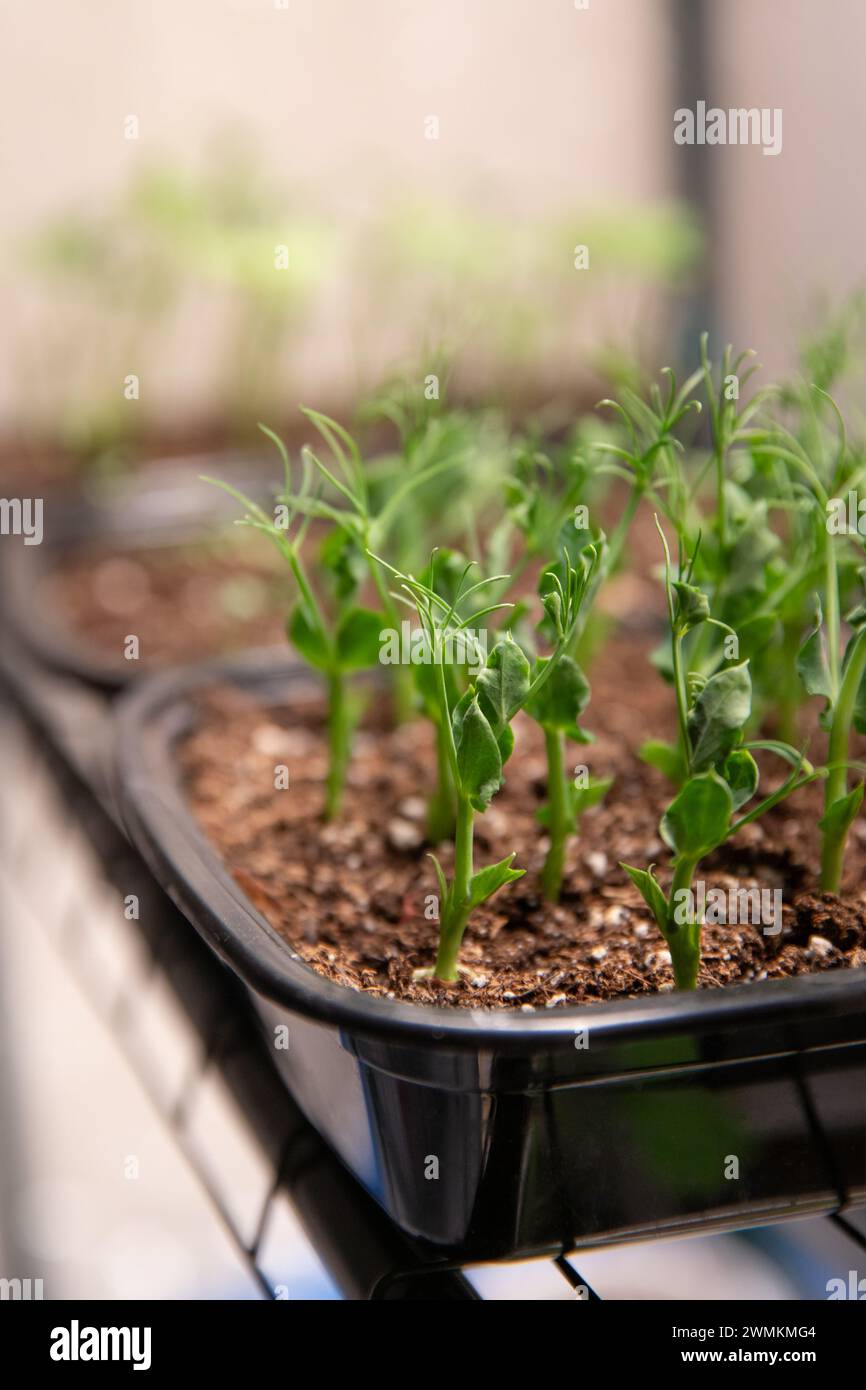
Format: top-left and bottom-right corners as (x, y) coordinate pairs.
(524, 546), (611, 900)
(370, 543), (599, 981)
(623, 521), (821, 989)
(753, 392), (866, 891)
(204, 425), (386, 820)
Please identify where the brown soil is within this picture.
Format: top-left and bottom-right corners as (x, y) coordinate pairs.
(179, 640), (866, 1010)
(38, 533), (289, 668)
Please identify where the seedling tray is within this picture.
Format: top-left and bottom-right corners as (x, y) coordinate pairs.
(0, 456), (276, 692)
(117, 653), (866, 1260)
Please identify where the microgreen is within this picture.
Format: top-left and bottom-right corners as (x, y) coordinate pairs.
(622, 521), (821, 989)
(203, 424), (387, 820)
(523, 542), (611, 900)
(763, 393), (866, 891)
(369, 544), (599, 981)
(202, 317), (866, 1000)
(594, 361), (703, 557)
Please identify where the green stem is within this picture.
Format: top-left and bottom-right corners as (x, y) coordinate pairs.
(671, 627), (691, 776)
(606, 483), (643, 577)
(665, 856), (701, 990)
(391, 664), (415, 725)
(540, 727), (569, 901)
(715, 442), (726, 551)
(821, 627), (866, 890)
(324, 670), (352, 821)
(825, 531), (841, 699)
(427, 719), (457, 842)
(434, 796), (474, 981)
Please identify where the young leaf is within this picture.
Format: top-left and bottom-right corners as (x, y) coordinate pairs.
(621, 864), (668, 932)
(427, 852), (450, 913)
(639, 738), (687, 786)
(672, 580), (709, 632)
(797, 596), (833, 703)
(476, 637), (531, 736)
(335, 606), (385, 670)
(287, 602), (331, 671)
(467, 853), (525, 911)
(687, 662), (752, 771)
(721, 748), (759, 810)
(319, 527), (366, 601)
(744, 738), (810, 767)
(536, 775), (611, 829)
(452, 692), (503, 811)
(571, 775), (613, 819)
(524, 655), (592, 741)
(818, 783), (864, 843)
(660, 772), (734, 860)
(540, 586), (564, 639)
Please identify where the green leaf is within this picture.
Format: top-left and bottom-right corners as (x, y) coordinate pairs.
(571, 774), (612, 819)
(540, 586), (564, 639)
(537, 775), (612, 830)
(687, 662), (752, 771)
(413, 658), (456, 720)
(722, 748), (759, 811)
(467, 853), (525, 911)
(726, 501), (780, 592)
(844, 629), (866, 735)
(318, 526), (365, 600)
(287, 602), (331, 671)
(818, 783), (864, 839)
(452, 693), (503, 811)
(660, 772), (734, 859)
(335, 606), (385, 670)
(621, 864), (669, 933)
(476, 636), (530, 735)
(797, 596), (833, 703)
(417, 548), (472, 607)
(639, 737), (687, 787)
(496, 724), (515, 765)
(745, 739), (810, 769)
(427, 852), (450, 913)
(525, 655), (591, 740)
(672, 581), (709, 632)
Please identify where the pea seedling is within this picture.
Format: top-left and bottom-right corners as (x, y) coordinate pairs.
(623, 522), (820, 989)
(370, 544), (599, 981)
(204, 428), (388, 819)
(524, 551), (611, 900)
(753, 394), (866, 890)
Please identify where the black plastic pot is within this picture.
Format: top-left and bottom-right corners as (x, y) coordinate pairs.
(0, 456), (275, 692)
(117, 652), (866, 1260)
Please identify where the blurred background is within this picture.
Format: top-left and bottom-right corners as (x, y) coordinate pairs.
(1, 0), (864, 482)
(2, 0), (866, 1299)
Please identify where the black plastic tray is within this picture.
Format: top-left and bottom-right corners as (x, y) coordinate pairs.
(117, 652), (866, 1260)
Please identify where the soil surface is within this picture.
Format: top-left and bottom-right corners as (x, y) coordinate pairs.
(38, 533), (289, 668)
(179, 640), (866, 1010)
